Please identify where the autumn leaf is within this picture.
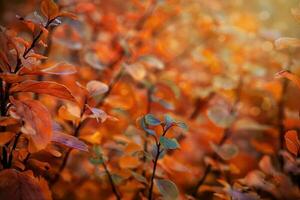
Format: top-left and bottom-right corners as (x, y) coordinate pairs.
(10, 98), (52, 153)
(19, 62), (77, 75)
(52, 131), (88, 152)
(10, 80), (77, 102)
(0, 132), (15, 146)
(284, 130), (300, 156)
(0, 169), (52, 200)
(41, 0), (59, 20)
(86, 80), (109, 97)
(0, 73), (24, 83)
(119, 156), (140, 169)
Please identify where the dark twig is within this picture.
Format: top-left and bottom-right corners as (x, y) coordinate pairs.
(102, 161), (121, 200)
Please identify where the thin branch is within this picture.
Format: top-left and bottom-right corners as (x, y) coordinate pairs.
(102, 161), (121, 200)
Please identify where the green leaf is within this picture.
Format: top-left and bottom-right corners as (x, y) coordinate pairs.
(152, 144), (165, 159)
(140, 117), (156, 135)
(160, 136), (180, 150)
(155, 179), (179, 200)
(164, 115), (174, 129)
(176, 121), (188, 131)
(131, 171), (148, 184)
(145, 114), (161, 126)
(89, 157), (104, 165)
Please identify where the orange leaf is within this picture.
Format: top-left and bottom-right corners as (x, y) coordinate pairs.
(285, 130), (300, 156)
(41, 0), (59, 20)
(119, 156), (140, 169)
(10, 80), (77, 102)
(0, 73), (24, 83)
(58, 12), (78, 20)
(0, 117), (19, 126)
(0, 132), (15, 146)
(10, 98), (52, 153)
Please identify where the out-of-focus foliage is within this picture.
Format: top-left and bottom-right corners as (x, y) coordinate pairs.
(0, 0), (300, 200)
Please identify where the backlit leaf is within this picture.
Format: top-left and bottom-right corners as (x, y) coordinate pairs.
(10, 98), (52, 153)
(284, 130), (300, 156)
(10, 80), (77, 102)
(41, 0), (59, 20)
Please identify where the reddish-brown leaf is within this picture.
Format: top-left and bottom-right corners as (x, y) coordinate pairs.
(41, 0), (59, 20)
(10, 98), (52, 153)
(0, 73), (24, 83)
(285, 130), (300, 156)
(10, 80), (77, 102)
(0, 169), (52, 200)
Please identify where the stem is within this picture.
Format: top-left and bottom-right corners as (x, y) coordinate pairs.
(148, 124), (170, 200)
(102, 161), (121, 200)
(148, 142), (161, 200)
(7, 132), (21, 167)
